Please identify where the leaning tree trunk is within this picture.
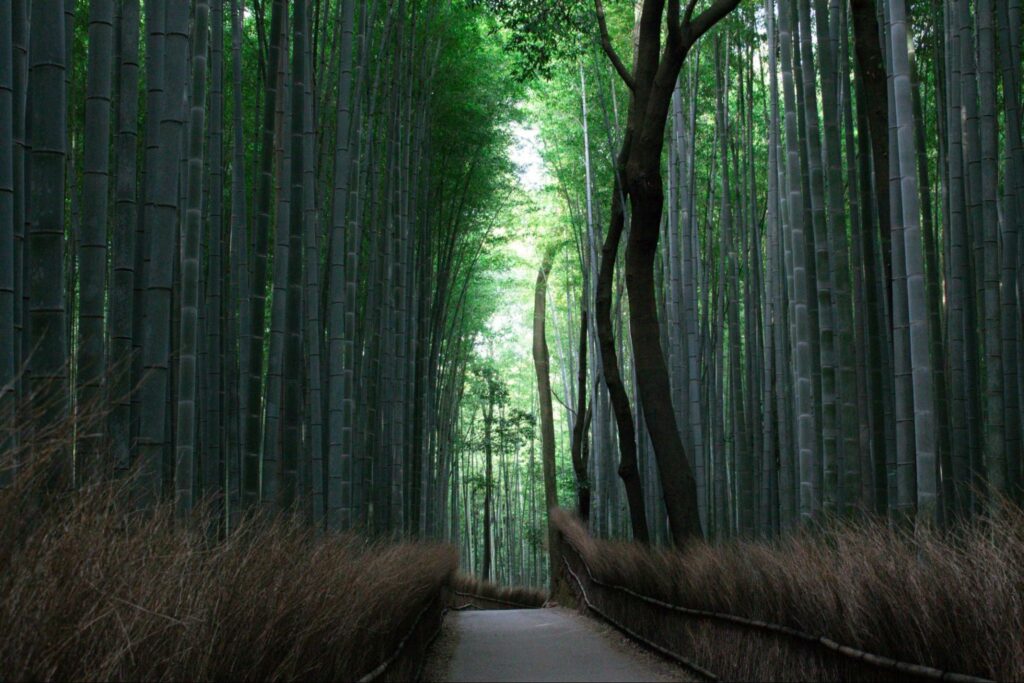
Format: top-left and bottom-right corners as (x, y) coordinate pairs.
(590, 7), (649, 538)
(595, 167), (650, 543)
(598, 0), (740, 547)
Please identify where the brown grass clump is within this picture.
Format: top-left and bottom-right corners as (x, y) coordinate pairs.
(0, 423), (456, 682)
(449, 574), (547, 610)
(553, 508), (1024, 681)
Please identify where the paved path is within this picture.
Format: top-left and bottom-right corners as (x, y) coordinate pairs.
(424, 608), (688, 682)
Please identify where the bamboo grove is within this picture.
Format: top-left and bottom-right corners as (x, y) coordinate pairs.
(2, 0), (1023, 591)
(530, 0), (1024, 548)
(0, 0), (520, 536)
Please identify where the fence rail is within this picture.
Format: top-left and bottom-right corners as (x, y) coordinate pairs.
(559, 534), (994, 683)
(358, 592), (444, 683)
(449, 589), (541, 610)
(561, 553), (720, 681)
(359, 583), (544, 681)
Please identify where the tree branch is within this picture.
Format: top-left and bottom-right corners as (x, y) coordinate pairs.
(594, 0), (636, 91)
(683, 0), (742, 47)
(668, 0), (683, 46)
(683, 0), (700, 26)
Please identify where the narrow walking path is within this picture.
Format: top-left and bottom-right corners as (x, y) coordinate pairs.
(424, 609), (691, 682)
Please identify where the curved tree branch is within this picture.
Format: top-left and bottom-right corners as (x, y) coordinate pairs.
(667, 0), (683, 46)
(594, 0), (636, 90)
(683, 0), (700, 26)
(682, 0), (742, 48)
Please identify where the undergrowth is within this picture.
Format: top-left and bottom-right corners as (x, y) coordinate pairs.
(449, 574), (547, 609)
(554, 508), (1024, 680)
(0, 417), (456, 682)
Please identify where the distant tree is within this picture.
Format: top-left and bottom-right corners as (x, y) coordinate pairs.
(533, 248), (560, 593)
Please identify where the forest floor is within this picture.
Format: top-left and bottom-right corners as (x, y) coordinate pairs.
(422, 608), (694, 682)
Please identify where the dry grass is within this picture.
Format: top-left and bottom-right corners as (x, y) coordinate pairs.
(554, 508), (1024, 681)
(0, 420), (457, 682)
(448, 574), (547, 610)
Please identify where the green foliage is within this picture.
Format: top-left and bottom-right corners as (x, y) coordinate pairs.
(467, 0), (594, 80)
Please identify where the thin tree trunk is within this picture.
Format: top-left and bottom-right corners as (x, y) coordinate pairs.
(77, 0), (115, 482)
(280, 0), (307, 512)
(228, 0), (249, 530)
(890, 0), (938, 519)
(176, 0), (211, 516)
(813, 0), (858, 515)
(109, 0), (141, 478)
(327, 0), (357, 531)
(943, 0), (971, 516)
(0, 0), (13, 481)
(597, 175), (649, 543)
(262, 9), (293, 510)
(242, 0), (285, 510)
(571, 309), (591, 522)
(533, 249), (560, 594)
(137, 0), (189, 507)
(11, 0), (28, 441)
(997, 0), (1023, 502)
(958, 0), (985, 514)
(850, 0), (892, 299)
(482, 376), (495, 581)
(29, 0), (70, 487)
(204, 0), (226, 522)
(779, 0), (817, 524)
(912, 53), (952, 520)
(977, 0), (1005, 501)
(301, 4), (325, 528)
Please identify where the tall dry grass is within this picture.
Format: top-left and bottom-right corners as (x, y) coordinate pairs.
(554, 508), (1024, 681)
(448, 574), (547, 610)
(0, 415), (456, 682)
